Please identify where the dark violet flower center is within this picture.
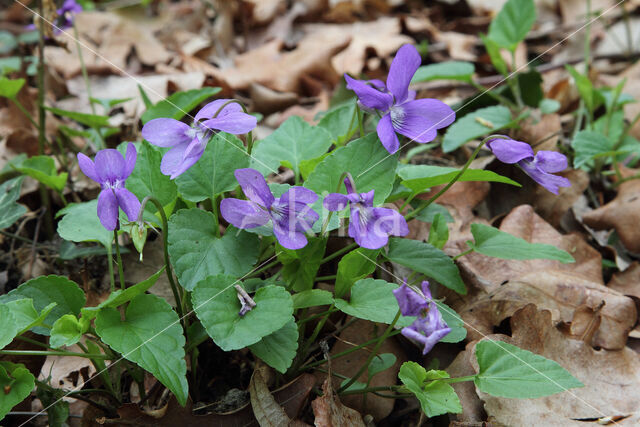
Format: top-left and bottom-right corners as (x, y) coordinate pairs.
(269, 204), (286, 222)
(102, 179), (124, 190)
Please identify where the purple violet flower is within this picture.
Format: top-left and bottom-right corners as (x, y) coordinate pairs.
(344, 44), (455, 154)
(77, 143), (141, 231)
(323, 176), (408, 249)
(26, 0), (82, 34)
(141, 99), (257, 179)
(393, 281), (451, 355)
(220, 168), (319, 250)
(486, 137), (571, 194)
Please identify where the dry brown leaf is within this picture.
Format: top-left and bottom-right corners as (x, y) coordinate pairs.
(311, 378), (366, 427)
(608, 262), (640, 299)
(434, 31), (477, 62)
(582, 175), (640, 253)
(446, 343), (484, 424)
(306, 17), (412, 76)
(326, 319), (405, 421)
(559, 0), (615, 25)
(533, 169), (589, 227)
(469, 305), (640, 425)
(123, 240), (176, 306)
(249, 364), (293, 426)
(455, 270), (636, 350)
(244, 0), (287, 24)
(38, 344), (96, 391)
(216, 34), (349, 93)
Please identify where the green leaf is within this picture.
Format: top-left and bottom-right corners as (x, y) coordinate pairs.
(488, 0), (536, 51)
(252, 116), (332, 177)
(386, 238), (466, 294)
(91, 269), (164, 312)
(539, 98), (561, 114)
(398, 164), (520, 193)
(46, 106), (111, 128)
(305, 133), (398, 205)
(291, 289), (334, 309)
(412, 61), (475, 83)
(192, 276), (293, 351)
(317, 103), (357, 144)
(0, 31), (18, 55)
(0, 362), (36, 421)
(249, 318), (298, 374)
(481, 35), (508, 75)
(334, 278), (400, 324)
(369, 353), (396, 379)
(335, 248), (380, 298)
(141, 87), (221, 124)
(95, 293), (188, 405)
(175, 132), (249, 202)
(0, 305), (19, 349)
(571, 130), (613, 169)
(278, 238), (326, 292)
(5, 299), (55, 335)
(122, 141), (177, 214)
(398, 362), (462, 418)
(56, 201), (113, 249)
(50, 314), (85, 348)
(428, 213), (449, 250)
(437, 301), (467, 343)
(13, 155), (68, 192)
(474, 340), (583, 398)
(90, 96), (132, 111)
(442, 106), (515, 153)
(0, 275), (85, 336)
(469, 223), (574, 263)
(566, 65), (599, 113)
(0, 76), (25, 98)
(0, 177), (26, 229)
(167, 209), (260, 290)
(410, 202), (453, 224)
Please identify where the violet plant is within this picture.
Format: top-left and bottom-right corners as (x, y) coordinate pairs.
(1, 0), (597, 422)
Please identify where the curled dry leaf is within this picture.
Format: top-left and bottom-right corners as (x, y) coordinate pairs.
(304, 17), (413, 76)
(455, 270), (636, 350)
(582, 173), (640, 253)
(608, 262), (640, 299)
(311, 378), (366, 427)
(38, 345), (96, 392)
(468, 305), (640, 426)
(214, 34), (349, 93)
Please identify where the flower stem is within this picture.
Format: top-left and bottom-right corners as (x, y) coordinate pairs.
(320, 172), (349, 237)
(438, 375), (477, 384)
(337, 309), (402, 393)
(9, 98), (39, 128)
(453, 248), (474, 261)
(107, 242), (115, 292)
(138, 197), (185, 325)
(114, 230), (125, 290)
(404, 135), (500, 221)
(247, 130), (254, 154)
(356, 104), (365, 137)
(320, 242), (358, 265)
(0, 350), (110, 359)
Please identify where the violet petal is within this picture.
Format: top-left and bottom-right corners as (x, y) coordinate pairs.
(344, 74), (393, 111)
(201, 112), (257, 135)
(220, 198), (270, 229)
(123, 143), (137, 179)
(234, 168), (275, 208)
(77, 153), (99, 183)
(95, 149), (125, 183)
(323, 193), (350, 211)
(487, 138), (534, 164)
(97, 189), (118, 231)
(115, 188), (141, 222)
(377, 113), (400, 154)
(142, 118), (191, 148)
(386, 44), (421, 104)
(393, 99), (455, 143)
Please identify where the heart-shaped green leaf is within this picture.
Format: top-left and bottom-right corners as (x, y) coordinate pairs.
(249, 317), (298, 374)
(95, 293), (188, 406)
(168, 209), (260, 290)
(192, 275), (293, 351)
(0, 362), (35, 421)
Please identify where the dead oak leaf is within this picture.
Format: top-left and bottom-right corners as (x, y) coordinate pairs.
(311, 378), (366, 427)
(582, 175), (640, 253)
(456, 270), (636, 350)
(467, 305), (640, 426)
